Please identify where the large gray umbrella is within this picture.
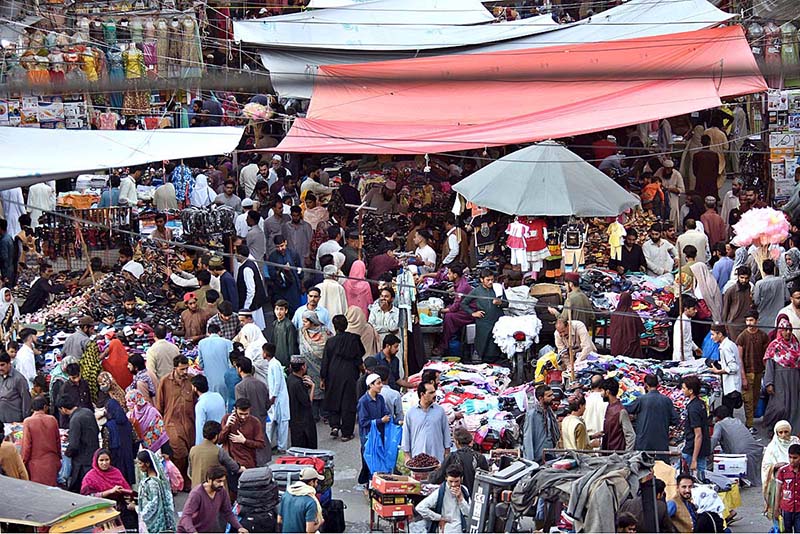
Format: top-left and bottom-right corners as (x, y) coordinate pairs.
(452, 141), (640, 216)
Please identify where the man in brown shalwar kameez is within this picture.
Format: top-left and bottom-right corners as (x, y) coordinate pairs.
(156, 354), (196, 490)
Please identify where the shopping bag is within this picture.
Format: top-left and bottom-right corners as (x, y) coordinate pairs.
(58, 457), (71, 486)
(755, 387), (769, 419)
(364, 421), (386, 474)
(382, 422), (402, 473)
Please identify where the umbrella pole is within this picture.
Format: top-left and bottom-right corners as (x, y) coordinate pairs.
(678, 252), (684, 361)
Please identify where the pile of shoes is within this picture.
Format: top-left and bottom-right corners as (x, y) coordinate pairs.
(238, 466), (280, 533)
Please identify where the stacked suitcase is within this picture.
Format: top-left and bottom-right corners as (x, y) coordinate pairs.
(237, 466), (280, 533)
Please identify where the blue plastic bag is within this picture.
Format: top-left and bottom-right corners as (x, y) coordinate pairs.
(701, 331), (719, 361)
(364, 421), (386, 474)
(58, 457), (72, 486)
(364, 421), (403, 474)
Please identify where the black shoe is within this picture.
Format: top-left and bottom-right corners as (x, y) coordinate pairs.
(330, 428), (340, 438)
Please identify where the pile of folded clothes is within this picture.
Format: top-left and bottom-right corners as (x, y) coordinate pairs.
(405, 361), (525, 451)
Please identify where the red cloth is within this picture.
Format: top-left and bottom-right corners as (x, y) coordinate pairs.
(592, 139), (618, 162)
(777, 464), (800, 513)
(80, 449), (132, 495)
(21, 411), (61, 486)
(276, 26), (766, 154)
(102, 338), (133, 390)
(520, 217), (547, 252)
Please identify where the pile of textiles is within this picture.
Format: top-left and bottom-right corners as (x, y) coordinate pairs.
(575, 354), (721, 441)
(578, 268), (674, 351)
(404, 361), (524, 451)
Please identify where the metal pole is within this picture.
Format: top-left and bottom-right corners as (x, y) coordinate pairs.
(678, 250), (685, 361)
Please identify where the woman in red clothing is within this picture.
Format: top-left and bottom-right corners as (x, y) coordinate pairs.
(100, 327), (133, 389)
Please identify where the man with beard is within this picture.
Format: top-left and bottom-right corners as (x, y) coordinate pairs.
(460, 269), (508, 363)
(523, 385), (561, 463)
(608, 229), (646, 274)
(178, 465), (247, 533)
(642, 224), (678, 277)
(721, 177), (742, 225)
(722, 265), (753, 342)
(364, 180), (402, 214)
(156, 355), (196, 488)
(601, 378), (635, 451)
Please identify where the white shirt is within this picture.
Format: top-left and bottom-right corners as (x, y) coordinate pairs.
(443, 228), (459, 265)
(316, 239), (342, 270)
(415, 244), (437, 268)
(583, 390), (607, 435)
(234, 212), (250, 238)
(267, 205), (292, 218)
(118, 175), (138, 206)
(14, 344), (36, 388)
(642, 239), (677, 276)
(672, 313), (699, 361)
(717, 337), (742, 396)
(239, 163), (261, 199)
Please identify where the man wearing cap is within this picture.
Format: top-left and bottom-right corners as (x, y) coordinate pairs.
(340, 229), (361, 276)
(363, 180), (402, 214)
(268, 155), (291, 186)
(235, 199), (256, 238)
(323, 315), (366, 441)
(235, 244), (268, 330)
(181, 292), (207, 343)
(357, 372), (391, 479)
(278, 467), (324, 534)
(693, 134), (721, 200)
(287, 356), (318, 449)
(63, 315), (95, 361)
(119, 245), (144, 282)
(655, 159), (685, 230)
(700, 196), (728, 249)
(268, 236), (302, 313)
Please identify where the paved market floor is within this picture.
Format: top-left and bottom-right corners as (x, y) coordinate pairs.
(170, 419), (773, 533)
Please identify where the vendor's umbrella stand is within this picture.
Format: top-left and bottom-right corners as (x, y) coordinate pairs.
(452, 141), (640, 217)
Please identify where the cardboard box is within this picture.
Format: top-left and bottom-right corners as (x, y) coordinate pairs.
(371, 474), (421, 495)
(713, 454), (747, 478)
(372, 500), (415, 518)
(373, 493), (411, 505)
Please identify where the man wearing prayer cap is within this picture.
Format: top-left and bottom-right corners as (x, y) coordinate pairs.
(356, 369), (390, 484)
(700, 195), (728, 249)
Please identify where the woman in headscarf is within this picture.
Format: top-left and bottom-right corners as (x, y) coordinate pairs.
(781, 247), (800, 293)
(608, 292), (645, 358)
(0, 287), (19, 339)
(240, 323), (269, 382)
(125, 389), (169, 453)
(81, 449), (137, 530)
(691, 261), (723, 322)
(762, 314), (800, 433)
(98, 371), (135, 483)
(136, 449), (177, 534)
(299, 310), (328, 420)
(680, 124), (705, 191)
(762, 420), (800, 510)
(342, 261), (373, 317)
(99, 327), (133, 390)
(189, 174), (216, 208)
(49, 356), (76, 418)
(345, 306), (380, 355)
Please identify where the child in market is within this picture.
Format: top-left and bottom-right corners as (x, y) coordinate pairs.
(640, 173), (665, 216)
(777, 443), (800, 532)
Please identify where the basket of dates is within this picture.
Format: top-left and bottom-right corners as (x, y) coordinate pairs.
(405, 453), (440, 482)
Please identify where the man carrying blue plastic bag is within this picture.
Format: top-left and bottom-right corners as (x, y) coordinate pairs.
(358, 373), (402, 477)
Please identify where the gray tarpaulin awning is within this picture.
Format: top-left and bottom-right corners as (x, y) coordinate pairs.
(452, 141), (640, 217)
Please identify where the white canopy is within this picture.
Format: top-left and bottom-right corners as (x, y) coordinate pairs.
(307, 0), (370, 7)
(452, 142), (640, 217)
(0, 126), (244, 187)
(254, 0), (734, 98)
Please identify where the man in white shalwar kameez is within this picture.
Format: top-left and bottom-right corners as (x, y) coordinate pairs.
(262, 343), (290, 452)
(316, 265), (348, 318)
(27, 181), (56, 229)
(0, 187), (26, 237)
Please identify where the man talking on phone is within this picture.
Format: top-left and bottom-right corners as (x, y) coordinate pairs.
(286, 355), (318, 449)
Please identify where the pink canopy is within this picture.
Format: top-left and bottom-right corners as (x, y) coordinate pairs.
(276, 25), (766, 154)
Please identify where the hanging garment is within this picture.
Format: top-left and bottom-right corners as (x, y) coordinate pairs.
(506, 221), (530, 271)
(144, 18), (156, 40)
(142, 40), (158, 78)
(180, 17), (203, 78)
(75, 18), (91, 43)
(106, 46), (125, 111)
(48, 50), (65, 84)
(102, 20), (117, 45)
(607, 221), (627, 261)
(782, 22), (800, 88)
(130, 18), (144, 43)
(764, 21), (783, 89)
(167, 19), (182, 79)
(99, 111), (120, 130)
(81, 47), (99, 82)
(156, 18), (169, 77)
(117, 19), (131, 42)
(747, 22), (766, 78)
(123, 46), (145, 79)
